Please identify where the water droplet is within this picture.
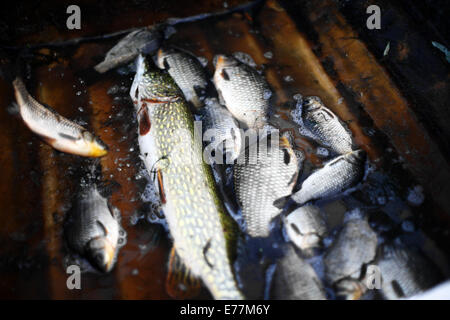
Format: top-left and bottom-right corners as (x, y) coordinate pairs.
(264, 51), (273, 59)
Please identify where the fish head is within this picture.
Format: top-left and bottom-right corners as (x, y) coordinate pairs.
(134, 55), (182, 101)
(79, 130), (108, 157)
(155, 46), (176, 69)
(302, 96), (324, 113)
(213, 55), (240, 84)
(87, 236), (116, 272)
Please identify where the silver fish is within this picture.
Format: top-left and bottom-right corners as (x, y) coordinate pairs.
(234, 133), (300, 237)
(12, 77), (108, 157)
(156, 46), (210, 109)
(66, 186), (127, 272)
(213, 54), (271, 129)
(95, 26), (164, 73)
(283, 205), (327, 255)
(201, 97), (242, 164)
(291, 149), (366, 205)
(324, 217), (377, 299)
(376, 243), (443, 300)
(302, 96), (353, 155)
(271, 244), (327, 300)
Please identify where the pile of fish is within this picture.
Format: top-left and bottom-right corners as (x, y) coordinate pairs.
(9, 18), (448, 300)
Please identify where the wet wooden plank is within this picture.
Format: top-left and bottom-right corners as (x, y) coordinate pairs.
(0, 78), (49, 299)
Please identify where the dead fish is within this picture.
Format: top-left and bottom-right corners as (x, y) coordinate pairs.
(290, 149), (366, 205)
(323, 216), (377, 299)
(65, 186), (127, 272)
(156, 46), (210, 109)
(271, 244), (326, 300)
(201, 97), (242, 163)
(375, 243), (443, 300)
(234, 133), (300, 237)
(302, 96), (353, 155)
(130, 55), (243, 299)
(94, 26), (164, 73)
(283, 205), (327, 255)
(12, 77), (108, 157)
(213, 54), (271, 129)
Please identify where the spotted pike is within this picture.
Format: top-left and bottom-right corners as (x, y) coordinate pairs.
(65, 185), (127, 272)
(12, 77), (108, 157)
(130, 55), (243, 300)
(290, 149), (366, 205)
(156, 46), (210, 109)
(213, 54), (271, 129)
(234, 133), (300, 237)
(301, 96), (353, 155)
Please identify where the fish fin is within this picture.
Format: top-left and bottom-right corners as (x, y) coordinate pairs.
(107, 201), (121, 221)
(273, 195), (289, 209)
(157, 169), (167, 204)
(58, 132), (79, 141)
(165, 246), (201, 300)
(37, 133), (56, 145)
(163, 58), (171, 71)
(96, 220), (109, 236)
(220, 69), (230, 81)
(203, 239), (214, 269)
(138, 106), (151, 136)
(217, 89), (226, 106)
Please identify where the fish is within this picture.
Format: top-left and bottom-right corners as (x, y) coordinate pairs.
(94, 25), (165, 73)
(200, 97), (242, 164)
(323, 216), (377, 299)
(290, 149), (366, 205)
(375, 243), (443, 300)
(271, 244), (326, 300)
(283, 205), (327, 255)
(213, 54), (271, 129)
(130, 55), (243, 300)
(301, 96), (353, 155)
(65, 185), (127, 272)
(234, 133), (300, 237)
(12, 77), (108, 157)
(156, 46), (211, 109)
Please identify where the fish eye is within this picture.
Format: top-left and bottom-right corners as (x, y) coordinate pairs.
(82, 130), (93, 142)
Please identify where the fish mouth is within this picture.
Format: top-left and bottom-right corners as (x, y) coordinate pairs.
(87, 140), (108, 157)
(89, 238), (116, 272)
(302, 96), (323, 111)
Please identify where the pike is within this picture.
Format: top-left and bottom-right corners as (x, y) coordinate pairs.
(130, 54), (243, 299)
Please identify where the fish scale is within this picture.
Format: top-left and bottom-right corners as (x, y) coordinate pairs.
(131, 55), (242, 299)
(291, 149), (366, 205)
(302, 96), (353, 155)
(324, 217), (377, 296)
(234, 135), (299, 237)
(157, 47), (209, 109)
(213, 55), (271, 129)
(376, 244), (442, 299)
